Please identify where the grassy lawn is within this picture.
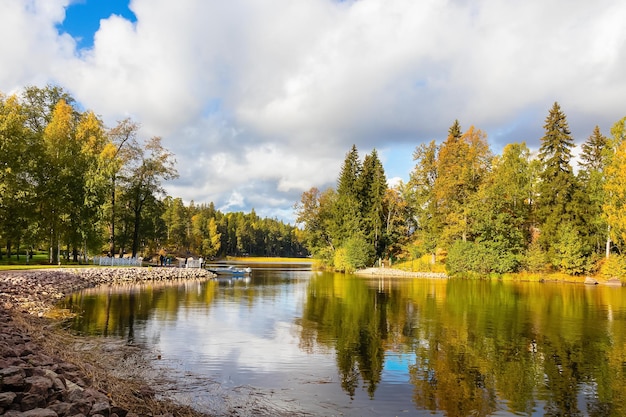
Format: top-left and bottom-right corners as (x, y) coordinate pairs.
(0, 252), (95, 270)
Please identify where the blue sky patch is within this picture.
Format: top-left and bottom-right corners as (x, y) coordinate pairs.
(58, 0), (137, 49)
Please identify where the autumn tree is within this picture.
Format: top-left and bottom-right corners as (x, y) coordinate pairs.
(434, 123), (491, 245)
(604, 117), (626, 252)
(40, 99), (78, 263)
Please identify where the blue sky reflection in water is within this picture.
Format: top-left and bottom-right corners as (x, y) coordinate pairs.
(61, 269), (626, 416)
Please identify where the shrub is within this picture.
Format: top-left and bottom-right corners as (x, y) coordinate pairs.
(598, 255), (626, 280)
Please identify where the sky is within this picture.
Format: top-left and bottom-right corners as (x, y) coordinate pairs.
(1, 0), (625, 224)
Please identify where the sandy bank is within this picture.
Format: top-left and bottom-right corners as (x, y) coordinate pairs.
(355, 267), (448, 279)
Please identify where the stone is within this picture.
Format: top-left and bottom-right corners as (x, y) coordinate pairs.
(0, 341), (18, 357)
(110, 406), (128, 417)
(21, 408), (59, 417)
(1, 366), (26, 390)
(90, 401), (112, 417)
(83, 388), (110, 404)
(20, 393), (46, 411)
(47, 401), (72, 417)
(68, 399), (92, 416)
(26, 375), (55, 396)
(28, 353), (55, 367)
(0, 391), (17, 407)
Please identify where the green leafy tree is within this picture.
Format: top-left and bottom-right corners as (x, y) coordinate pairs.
(74, 110), (108, 260)
(295, 187), (337, 263)
(408, 140), (440, 262)
(552, 222), (590, 275)
(103, 118), (141, 257)
(0, 94), (37, 259)
(469, 143), (533, 273)
(121, 136), (178, 258)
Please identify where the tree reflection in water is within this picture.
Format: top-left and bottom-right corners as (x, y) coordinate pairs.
(61, 273), (626, 416)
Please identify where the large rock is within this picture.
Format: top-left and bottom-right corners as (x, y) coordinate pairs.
(1, 366), (26, 390)
(0, 391), (17, 407)
(25, 375), (55, 396)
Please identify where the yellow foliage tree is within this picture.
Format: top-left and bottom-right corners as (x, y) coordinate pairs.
(604, 117), (626, 252)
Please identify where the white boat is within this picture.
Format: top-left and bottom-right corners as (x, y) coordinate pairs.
(208, 265), (252, 276)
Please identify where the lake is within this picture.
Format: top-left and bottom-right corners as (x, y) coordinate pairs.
(60, 265), (626, 416)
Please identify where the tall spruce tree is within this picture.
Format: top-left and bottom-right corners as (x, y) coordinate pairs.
(358, 149), (387, 259)
(333, 144), (363, 246)
(537, 102), (581, 263)
(578, 126), (610, 257)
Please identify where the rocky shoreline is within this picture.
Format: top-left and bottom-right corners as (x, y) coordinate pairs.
(0, 267), (215, 417)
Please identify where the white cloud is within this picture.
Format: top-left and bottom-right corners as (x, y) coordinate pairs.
(1, 0), (626, 222)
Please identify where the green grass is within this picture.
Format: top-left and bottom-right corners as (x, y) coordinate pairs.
(0, 252), (96, 270)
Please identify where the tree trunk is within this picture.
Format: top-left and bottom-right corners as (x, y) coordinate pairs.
(606, 225), (611, 259)
(132, 207), (141, 258)
(109, 176), (116, 257)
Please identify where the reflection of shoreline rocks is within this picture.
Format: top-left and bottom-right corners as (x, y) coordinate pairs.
(0, 267), (214, 416)
(356, 267), (448, 279)
(0, 267), (215, 317)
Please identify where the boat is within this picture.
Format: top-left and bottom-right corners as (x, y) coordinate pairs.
(207, 265), (252, 276)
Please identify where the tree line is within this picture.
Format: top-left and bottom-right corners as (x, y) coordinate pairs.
(296, 103), (626, 276)
(0, 85), (306, 263)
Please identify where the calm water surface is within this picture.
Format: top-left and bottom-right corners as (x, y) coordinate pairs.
(60, 266), (626, 416)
